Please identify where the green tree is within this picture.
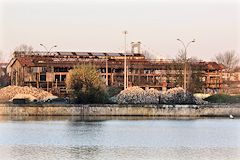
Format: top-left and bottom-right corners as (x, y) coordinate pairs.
(66, 64), (109, 104)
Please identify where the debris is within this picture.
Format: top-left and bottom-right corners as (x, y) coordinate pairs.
(194, 93), (211, 99)
(0, 86), (57, 102)
(145, 88), (161, 104)
(112, 86), (207, 104)
(10, 94), (37, 102)
(114, 86), (147, 104)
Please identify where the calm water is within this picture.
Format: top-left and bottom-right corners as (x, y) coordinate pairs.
(0, 116), (239, 160)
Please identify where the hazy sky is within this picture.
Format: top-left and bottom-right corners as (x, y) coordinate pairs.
(0, 0), (239, 61)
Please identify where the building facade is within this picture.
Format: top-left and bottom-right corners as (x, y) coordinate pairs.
(221, 67), (240, 94)
(7, 51), (224, 95)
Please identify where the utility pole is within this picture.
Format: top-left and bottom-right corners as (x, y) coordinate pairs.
(177, 39), (195, 92)
(123, 30), (128, 90)
(105, 55), (108, 86)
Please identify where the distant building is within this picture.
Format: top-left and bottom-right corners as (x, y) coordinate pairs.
(222, 67), (240, 94)
(6, 50), (224, 95)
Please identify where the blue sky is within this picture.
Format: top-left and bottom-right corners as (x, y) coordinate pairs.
(0, 0), (239, 61)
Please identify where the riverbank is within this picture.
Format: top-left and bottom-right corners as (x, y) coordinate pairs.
(0, 103), (240, 117)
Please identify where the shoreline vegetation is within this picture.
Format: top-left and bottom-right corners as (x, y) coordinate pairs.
(0, 85), (240, 105)
(204, 94), (240, 104)
(0, 85), (239, 117)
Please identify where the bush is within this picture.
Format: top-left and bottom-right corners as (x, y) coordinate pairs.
(107, 86), (122, 97)
(66, 64), (109, 104)
(204, 94), (240, 103)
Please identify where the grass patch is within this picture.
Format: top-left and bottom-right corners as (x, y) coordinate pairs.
(204, 94), (240, 103)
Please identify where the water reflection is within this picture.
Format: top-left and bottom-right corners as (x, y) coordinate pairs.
(0, 115), (220, 122)
(1, 145), (239, 160)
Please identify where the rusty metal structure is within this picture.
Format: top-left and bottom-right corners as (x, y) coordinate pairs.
(7, 50), (224, 95)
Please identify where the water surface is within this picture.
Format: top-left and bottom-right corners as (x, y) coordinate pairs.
(0, 116), (239, 160)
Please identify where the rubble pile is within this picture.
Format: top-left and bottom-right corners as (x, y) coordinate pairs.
(194, 93), (211, 99)
(114, 86), (147, 104)
(145, 88), (161, 104)
(10, 94), (37, 102)
(112, 86), (206, 104)
(162, 87), (197, 104)
(0, 86), (56, 101)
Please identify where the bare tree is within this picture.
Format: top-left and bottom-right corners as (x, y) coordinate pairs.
(215, 50), (239, 71)
(0, 50), (10, 86)
(0, 51), (3, 62)
(142, 50), (156, 59)
(176, 49), (185, 62)
(215, 51), (240, 92)
(176, 49), (199, 63)
(13, 44), (34, 57)
(173, 50), (204, 93)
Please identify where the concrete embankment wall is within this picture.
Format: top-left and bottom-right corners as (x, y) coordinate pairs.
(0, 103), (240, 117)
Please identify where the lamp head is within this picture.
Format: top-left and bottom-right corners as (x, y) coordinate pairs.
(123, 30), (128, 34)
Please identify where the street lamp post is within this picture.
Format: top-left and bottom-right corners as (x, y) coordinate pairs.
(105, 54), (108, 86)
(177, 39), (195, 92)
(123, 30), (128, 90)
(39, 44), (57, 90)
(40, 44), (57, 55)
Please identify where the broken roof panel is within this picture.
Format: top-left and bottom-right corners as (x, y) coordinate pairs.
(75, 52), (90, 56)
(107, 53), (121, 56)
(58, 52), (74, 56)
(91, 53), (105, 56)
